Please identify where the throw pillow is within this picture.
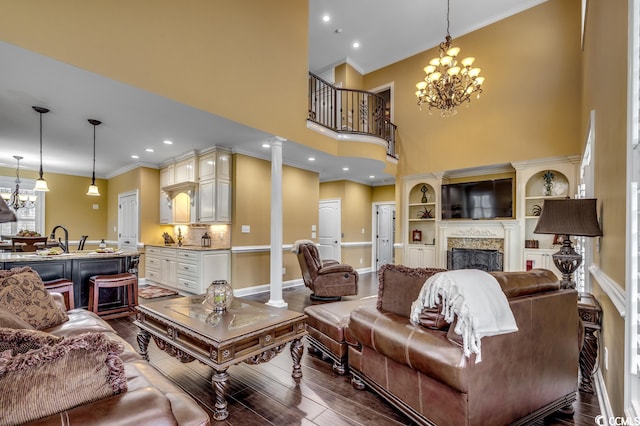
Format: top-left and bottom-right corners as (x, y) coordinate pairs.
(0, 308), (34, 330)
(0, 267), (68, 330)
(0, 328), (127, 425)
(377, 264), (446, 317)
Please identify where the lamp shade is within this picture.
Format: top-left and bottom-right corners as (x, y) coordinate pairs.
(34, 178), (49, 192)
(0, 197), (17, 223)
(534, 198), (602, 237)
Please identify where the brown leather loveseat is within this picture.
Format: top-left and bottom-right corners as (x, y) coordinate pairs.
(347, 265), (579, 426)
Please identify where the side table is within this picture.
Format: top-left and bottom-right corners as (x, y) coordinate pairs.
(578, 292), (602, 394)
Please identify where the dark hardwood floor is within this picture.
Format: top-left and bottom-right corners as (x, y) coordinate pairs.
(109, 272), (601, 425)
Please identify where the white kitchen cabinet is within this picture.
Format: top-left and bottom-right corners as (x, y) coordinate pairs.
(196, 149), (232, 224)
(198, 179), (216, 223)
(198, 179), (231, 223)
(215, 179), (231, 223)
(199, 153), (216, 180)
(216, 151), (231, 180)
(145, 246), (177, 288)
(174, 157), (196, 183)
(406, 245), (436, 268)
(160, 164), (174, 187)
(145, 246), (231, 294)
(159, 191), (171, 224)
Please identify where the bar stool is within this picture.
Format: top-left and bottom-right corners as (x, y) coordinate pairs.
(88, 273), (138, 319)
(43, 278), (75, 310)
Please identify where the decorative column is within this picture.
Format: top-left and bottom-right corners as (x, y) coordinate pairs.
(267, 137), (288, 308)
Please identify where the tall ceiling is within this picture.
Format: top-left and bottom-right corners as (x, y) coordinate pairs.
(0, 0), (545, 186)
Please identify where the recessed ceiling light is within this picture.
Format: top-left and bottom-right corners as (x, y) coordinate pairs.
(342, 167), (349, 171)
(262, 143), (270, 148)
(163, 140), (173, 145)
(352, 42), (360, 48)
(131, 155), (139, 159)
(369, 175), (375, 179)
(322, 15), (330, 22)
(145, 148), (154, 153)
(308, 157), (315, 161)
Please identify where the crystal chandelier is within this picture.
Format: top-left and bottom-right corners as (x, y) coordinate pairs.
(415, 0), (485, 117)
(5, 156), (36, 210)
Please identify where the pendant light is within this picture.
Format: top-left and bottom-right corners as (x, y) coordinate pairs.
(87, 119), (101, 196)
(32, 106), (50, 191)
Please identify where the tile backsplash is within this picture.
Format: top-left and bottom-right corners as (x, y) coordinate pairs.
(173, 224), (230, 248)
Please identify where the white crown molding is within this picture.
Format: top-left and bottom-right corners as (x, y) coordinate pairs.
(107, 161), (159, 179)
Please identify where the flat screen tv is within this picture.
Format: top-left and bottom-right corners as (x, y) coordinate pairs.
(441, 178), (513, 220)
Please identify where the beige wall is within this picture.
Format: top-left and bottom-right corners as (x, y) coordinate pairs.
(320, 180), (374, 268)
(372, 185), (395, 203)
(0, 0), (393, 165)
(581, 0), (628, 415)
(363, 0), (582, 175)
(0, 166), (108, 240)
(334, 63), (364, 90)
(231, 154), (320, 289)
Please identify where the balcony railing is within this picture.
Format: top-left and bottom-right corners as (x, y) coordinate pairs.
(308, 73), (397, 158)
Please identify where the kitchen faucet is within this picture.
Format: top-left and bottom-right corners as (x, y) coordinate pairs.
(50, 225), (69, 253)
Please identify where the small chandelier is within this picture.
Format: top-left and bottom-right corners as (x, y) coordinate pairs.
(33, 106), (50, 192)
(87, 119), (101, 196)
(6, 156), (36, 210)
(415, 0), (485, 117)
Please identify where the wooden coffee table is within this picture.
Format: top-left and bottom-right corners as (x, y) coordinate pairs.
(134, 296), (307, 421)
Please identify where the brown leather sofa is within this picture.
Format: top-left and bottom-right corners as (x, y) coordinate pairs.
(293, 240), (358, 300)
(347, 265), (580, 426)
(23, 293), (210, 426)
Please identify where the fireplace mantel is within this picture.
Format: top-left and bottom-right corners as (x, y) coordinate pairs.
(437, 220), (519, 271)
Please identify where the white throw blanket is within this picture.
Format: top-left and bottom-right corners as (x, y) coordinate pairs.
(409, 269), (518, 363)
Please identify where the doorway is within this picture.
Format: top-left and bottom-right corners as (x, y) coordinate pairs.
(118, 191), (138, 250)
(318, 199), (341, 262)
(373, 203), (395, 271)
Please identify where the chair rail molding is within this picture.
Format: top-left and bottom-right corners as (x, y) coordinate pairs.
(589, 264), (625, 317)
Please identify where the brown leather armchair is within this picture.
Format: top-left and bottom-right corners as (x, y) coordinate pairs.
(293, 240), (358, 301)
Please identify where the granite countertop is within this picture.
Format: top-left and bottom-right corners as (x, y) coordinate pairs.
(0, 249), (140, 262)
(146, 244), (230, 251)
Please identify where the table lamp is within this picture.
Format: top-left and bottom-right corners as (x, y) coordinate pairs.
(0, 197), (17, 223)
(533, 198), (602, 289)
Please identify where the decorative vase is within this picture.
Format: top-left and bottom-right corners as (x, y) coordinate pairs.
(542, 171), (555, 196)
(420, 185), (428, 203)
(204, 280), (233, 312)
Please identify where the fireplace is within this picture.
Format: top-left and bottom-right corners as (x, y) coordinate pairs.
(447, 248), (503, 272)
(438, 220), (517, 271)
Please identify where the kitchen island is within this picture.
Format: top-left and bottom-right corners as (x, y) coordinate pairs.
(0, 250), (139, 310)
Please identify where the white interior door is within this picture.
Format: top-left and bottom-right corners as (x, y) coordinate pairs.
(375, 204), (395, 270)
(318, 199), (341, 262)
(118, 191), (138, 250)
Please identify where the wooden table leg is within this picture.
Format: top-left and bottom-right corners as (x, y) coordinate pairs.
(290, 338), (304, 379)
(137, 329), (151, 361)
(578, 293), (602, 394)
(212, 369), (230, 421)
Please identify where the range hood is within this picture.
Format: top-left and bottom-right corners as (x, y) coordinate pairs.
(162, 181), (198, 199)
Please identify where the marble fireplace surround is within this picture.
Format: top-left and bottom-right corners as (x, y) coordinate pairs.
(437, 220), (519, 271)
